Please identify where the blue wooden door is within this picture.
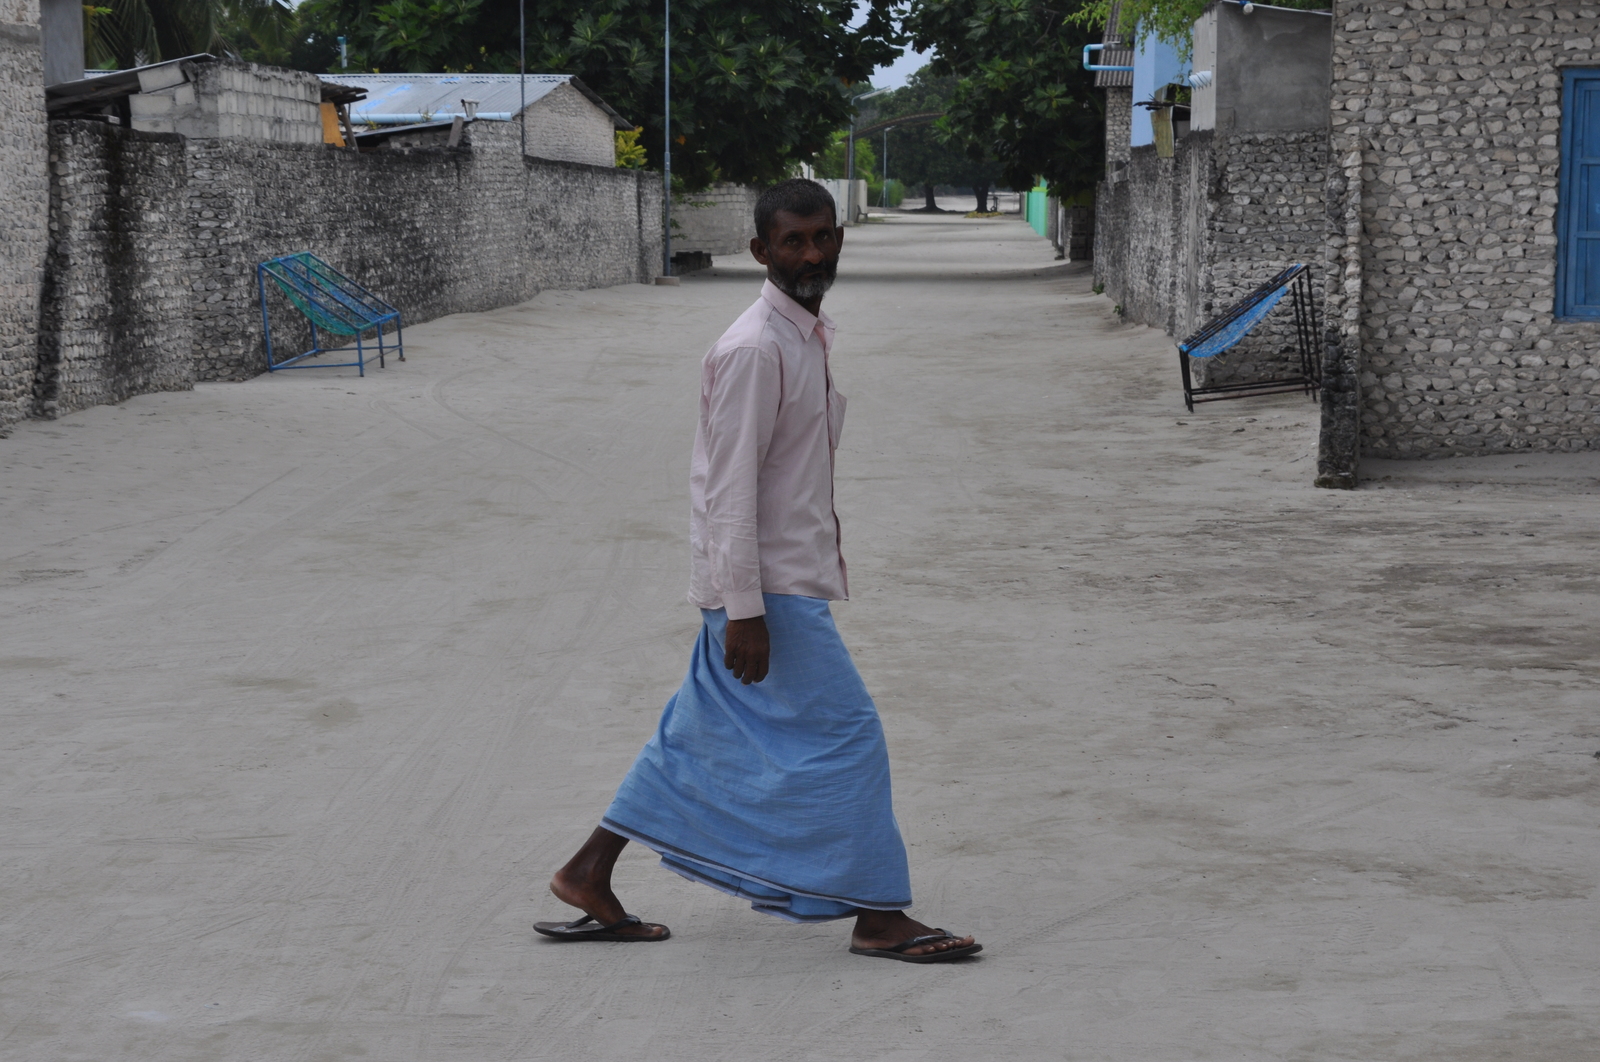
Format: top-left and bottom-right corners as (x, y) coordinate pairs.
(1559, 71), (1600, 317)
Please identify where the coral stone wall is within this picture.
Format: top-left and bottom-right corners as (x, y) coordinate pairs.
(1325, 0), (1600, 460)
(1096, 130), (1328, 386)
(1106, 86), (1133, 166)
(40, 123), (193, 416)
(183, 121), (660, 380)
(0, 6), (47, 432)
(39, 118), (664, 405)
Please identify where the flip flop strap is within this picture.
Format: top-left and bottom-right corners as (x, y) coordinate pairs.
(563, 914), (642, 932)
(888, 931), (956, 954)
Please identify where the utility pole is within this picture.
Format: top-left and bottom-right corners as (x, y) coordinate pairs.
(882, 127), (889, 207)
(845, 118), (855, 223)
(662, 0), (672, 277)
(518, 0), (526, 156)
(847, 87), (888, 223)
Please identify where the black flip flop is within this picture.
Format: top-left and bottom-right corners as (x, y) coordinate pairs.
(850, 930), (982, 963)
(533, 913), (670, 942)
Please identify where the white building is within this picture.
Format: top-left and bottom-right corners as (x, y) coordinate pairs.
(321, 73), (630, 167)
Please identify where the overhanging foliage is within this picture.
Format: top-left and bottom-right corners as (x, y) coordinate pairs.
(294, 0), (904, 189)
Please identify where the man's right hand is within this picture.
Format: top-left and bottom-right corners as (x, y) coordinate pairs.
(723, 616), (770, 685)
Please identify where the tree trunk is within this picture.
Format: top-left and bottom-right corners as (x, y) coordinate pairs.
(975, 182), (991, 212)
(923, 183), (937, 210)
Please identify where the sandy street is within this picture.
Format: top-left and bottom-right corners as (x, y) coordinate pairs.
(2, 213), (1597, 1062)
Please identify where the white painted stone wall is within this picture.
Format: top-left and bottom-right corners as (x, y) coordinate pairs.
(818, 178), (869, 224)
(521, 81), (616, 167)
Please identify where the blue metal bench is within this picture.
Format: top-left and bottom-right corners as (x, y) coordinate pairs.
(1177, 263), (1320, 412)
(257, 252), (403, 377)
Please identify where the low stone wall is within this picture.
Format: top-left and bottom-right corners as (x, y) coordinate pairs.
(1095, 130), (1327, 386)
(1324, 0), (1600, 465)
(0, 14), (48, 430)
(35, 119), (663, 413)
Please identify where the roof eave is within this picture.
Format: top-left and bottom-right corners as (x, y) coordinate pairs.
(567, 76), (633, 131)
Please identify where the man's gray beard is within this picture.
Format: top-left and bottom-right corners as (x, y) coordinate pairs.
(780, 272), (836, 302)
(773, 259), (838, 302)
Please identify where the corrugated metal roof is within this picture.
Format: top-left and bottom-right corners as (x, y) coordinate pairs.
(320, 73), (631, 128)
(1094, 52), (1134, 88)
(1094, 1), (1134, 88)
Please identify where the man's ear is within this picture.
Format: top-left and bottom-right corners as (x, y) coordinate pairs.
(750, 236), (770, 265)
(834, 225), (845, 248)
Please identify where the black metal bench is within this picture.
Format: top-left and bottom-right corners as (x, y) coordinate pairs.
(1177, 264), (1321, 412)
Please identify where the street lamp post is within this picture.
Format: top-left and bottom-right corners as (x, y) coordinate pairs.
(847, 87), (888, 224)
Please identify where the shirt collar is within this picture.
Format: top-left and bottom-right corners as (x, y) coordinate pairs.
(761, 279), (835, 352)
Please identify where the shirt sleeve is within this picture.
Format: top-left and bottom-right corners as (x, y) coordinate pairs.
(702, 344), (781, 621)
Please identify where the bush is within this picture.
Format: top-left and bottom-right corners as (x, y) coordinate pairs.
(615, 127), (648, 169)
(866, 179), (905, 209)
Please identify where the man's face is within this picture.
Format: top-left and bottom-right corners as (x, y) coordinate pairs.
(750, 208), (843, 303)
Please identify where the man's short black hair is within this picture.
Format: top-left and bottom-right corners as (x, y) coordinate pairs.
(754, 178), (838, 244)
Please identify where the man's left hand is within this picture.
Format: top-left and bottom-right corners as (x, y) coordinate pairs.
(724, 617), (770, 685)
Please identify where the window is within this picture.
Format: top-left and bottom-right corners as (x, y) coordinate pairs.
(1557, 69), (1600, 318)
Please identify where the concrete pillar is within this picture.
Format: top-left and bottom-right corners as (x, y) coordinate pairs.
(38, 0), (80, 86)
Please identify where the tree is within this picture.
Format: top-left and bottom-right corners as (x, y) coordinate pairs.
(86, 0), (297, 70)
(1067, 0), (1326, 55)
(904, 0), (1104, 198)
(811, 129), (876, 182)
(295, 0), (904, 189)
(857, 68), (1001, 213)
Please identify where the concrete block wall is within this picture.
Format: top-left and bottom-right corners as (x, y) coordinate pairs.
(1096, 130), (1327, 387)
(131, 59), (321, 144)
(1324, 0), (1600, 462)
(521, 81), (616, 168)
(0, 3), (48, 432)
(40, 118), (663, 398)
(671, 182), (759, 257)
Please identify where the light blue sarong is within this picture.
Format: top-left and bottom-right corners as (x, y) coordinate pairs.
(602, 594), (912, 923)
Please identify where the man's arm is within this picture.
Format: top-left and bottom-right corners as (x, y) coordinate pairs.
(702, 345), (780, 683)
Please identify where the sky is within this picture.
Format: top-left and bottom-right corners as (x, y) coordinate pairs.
(871, 45), (933, 91)
(850, 4), (934, 92)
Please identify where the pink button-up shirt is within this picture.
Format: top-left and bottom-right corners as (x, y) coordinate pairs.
(688, 280), (849, 621)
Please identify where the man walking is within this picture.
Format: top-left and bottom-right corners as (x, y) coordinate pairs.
(535, 179), (980, 963)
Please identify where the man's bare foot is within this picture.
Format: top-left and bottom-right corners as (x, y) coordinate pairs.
(545, 826), (667, 940)
(851, 909), (979, 958)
